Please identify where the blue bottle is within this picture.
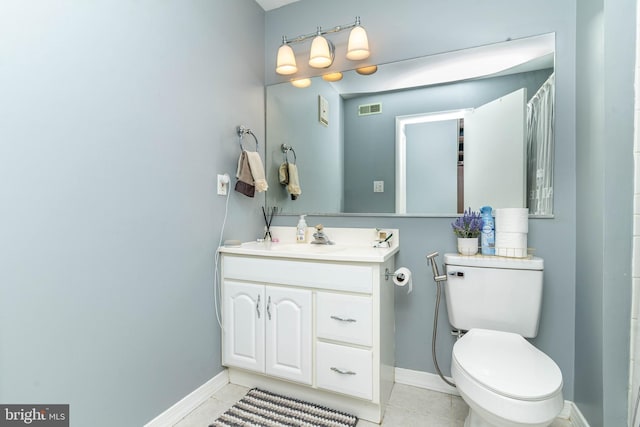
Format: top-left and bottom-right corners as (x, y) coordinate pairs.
(480, 206), (495, 255)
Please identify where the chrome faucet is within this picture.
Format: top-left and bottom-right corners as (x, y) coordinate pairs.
(310, 224), (334, 245)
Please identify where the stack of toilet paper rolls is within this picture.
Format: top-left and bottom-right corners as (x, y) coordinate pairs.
(494, 208), (528, 257)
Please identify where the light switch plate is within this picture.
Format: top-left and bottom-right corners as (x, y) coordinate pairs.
(373, 181), (384, 193)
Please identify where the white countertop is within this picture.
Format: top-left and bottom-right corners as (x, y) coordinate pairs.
(218, 227), (399, 263)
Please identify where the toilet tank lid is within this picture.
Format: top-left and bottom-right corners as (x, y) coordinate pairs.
(443, 253), (543, 270)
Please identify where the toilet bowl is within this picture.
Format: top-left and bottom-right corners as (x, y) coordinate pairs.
(451, 329), (563, 427)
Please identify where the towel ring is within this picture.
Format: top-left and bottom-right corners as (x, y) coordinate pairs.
(281, 144), (297, 164)
(237, 125), (259, 151)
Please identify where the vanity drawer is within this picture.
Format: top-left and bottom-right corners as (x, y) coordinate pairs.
(223, 256), (373, 293)
(317, 293), (372, 346)
(316, 341), (372, 400)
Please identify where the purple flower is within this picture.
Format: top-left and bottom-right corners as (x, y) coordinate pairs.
(451, 207), (482, 238)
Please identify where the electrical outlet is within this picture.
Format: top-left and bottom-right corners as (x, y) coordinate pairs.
(373, 180), (384, 193)
(217, 173), (230, 195)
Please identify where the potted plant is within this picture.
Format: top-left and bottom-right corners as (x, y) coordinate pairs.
(452, 207), (482, 255)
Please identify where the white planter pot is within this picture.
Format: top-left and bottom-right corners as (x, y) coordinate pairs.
(457, 237), (479, 256)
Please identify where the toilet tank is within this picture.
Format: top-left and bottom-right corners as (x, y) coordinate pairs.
(443, 253), (544, 338)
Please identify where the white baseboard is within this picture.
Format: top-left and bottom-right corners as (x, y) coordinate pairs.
(568, 400), (590, 427)
(394, 367), (590, 427)
(394, 367), (459, 396)
(144, 369), (229, 427)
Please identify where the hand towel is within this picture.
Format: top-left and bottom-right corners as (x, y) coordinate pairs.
(246, 151), (268, 192)
(234, 151), (255, 197)
(279, 162), (289, 185)
(287, 162), (302, 200)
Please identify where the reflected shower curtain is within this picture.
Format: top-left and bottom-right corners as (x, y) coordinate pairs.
(527, 73), (555, 215)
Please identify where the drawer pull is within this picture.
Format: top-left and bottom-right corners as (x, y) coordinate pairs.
(330, 367), (356, 375)
(256, 294), (261, 319)
(330, 315), (357, 323)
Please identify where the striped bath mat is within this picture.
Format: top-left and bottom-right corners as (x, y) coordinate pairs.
(209, 388), (358, 427)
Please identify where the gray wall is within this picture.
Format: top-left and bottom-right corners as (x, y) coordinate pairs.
(343, 69), (553, 213)
(266, 0), (578, 402)
(0, 1), (265, 426)
(575, 0), (635, 425)
(266, 79), (344, 212)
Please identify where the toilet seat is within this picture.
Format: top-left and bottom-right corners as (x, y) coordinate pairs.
(453, 329), (562, 401)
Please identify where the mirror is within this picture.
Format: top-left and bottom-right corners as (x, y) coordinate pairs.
(266, 33), (555, 217)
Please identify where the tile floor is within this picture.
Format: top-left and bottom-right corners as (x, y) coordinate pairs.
(174, 382), (573, 426)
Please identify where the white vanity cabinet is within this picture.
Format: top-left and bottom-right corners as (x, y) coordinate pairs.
(219, 234), (398, 424)
(222, 281), (312, 384)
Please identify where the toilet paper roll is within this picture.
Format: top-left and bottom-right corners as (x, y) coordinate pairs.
(393, 267), (413, 293)
(495, 208), (529, 233)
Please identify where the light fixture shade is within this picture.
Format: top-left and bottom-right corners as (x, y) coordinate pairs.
(276, 44), (298, 75)
(291, 78), (311, 88)
(346, 25), (370, 60)
(309, 36), (334, 68)
(322, 72), (343, 82)
(356, 65), (378, 75)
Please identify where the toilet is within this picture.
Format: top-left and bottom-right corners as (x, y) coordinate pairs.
(443, 254), (563, 427)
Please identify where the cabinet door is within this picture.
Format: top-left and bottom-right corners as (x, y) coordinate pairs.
(222, 281), (265, 373)
(265, 286), (312, 384)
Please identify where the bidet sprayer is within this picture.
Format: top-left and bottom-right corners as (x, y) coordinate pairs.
(426, 252), (447, 282)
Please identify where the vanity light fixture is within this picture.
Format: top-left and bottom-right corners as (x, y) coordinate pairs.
(276, 16), (370, 75)
(309, 30), (335, 68)
(322, 72), (343, 82)
(290, 78), (312, 88)
(276, 39), (298, 75)
(346, 19), (370, 60)
(355, 65), (378, 75)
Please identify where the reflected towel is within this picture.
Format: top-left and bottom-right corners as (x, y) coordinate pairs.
(246, 151), (268, 192)
(234, 151), (255, 197)
(279, 162), (289, 185)
(287, 163), (301, 200)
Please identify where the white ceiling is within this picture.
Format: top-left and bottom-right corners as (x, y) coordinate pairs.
(255, 0), (300, 11)
(326, 33), (555, 97)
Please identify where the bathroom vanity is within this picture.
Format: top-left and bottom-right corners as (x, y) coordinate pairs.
(218, 227), (399, 423)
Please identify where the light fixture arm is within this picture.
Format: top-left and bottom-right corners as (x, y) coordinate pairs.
(280, 17), (362, 46)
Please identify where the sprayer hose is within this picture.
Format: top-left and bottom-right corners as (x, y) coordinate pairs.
(432, 279), (456, 388)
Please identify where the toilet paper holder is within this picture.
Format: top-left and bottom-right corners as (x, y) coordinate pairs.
(385, 268), (406, 282)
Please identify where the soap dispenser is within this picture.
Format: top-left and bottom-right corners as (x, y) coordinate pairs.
(296, 215), (308, 243)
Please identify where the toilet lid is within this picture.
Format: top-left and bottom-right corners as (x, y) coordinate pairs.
(453, 329), (563, 400)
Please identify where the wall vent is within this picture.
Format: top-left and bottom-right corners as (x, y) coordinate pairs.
(358, 103), (382, 116)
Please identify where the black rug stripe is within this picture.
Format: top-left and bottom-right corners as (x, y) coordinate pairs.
(210, 388), (359, 427)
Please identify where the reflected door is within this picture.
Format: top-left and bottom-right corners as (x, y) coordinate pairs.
(464, 88), (527, 209)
